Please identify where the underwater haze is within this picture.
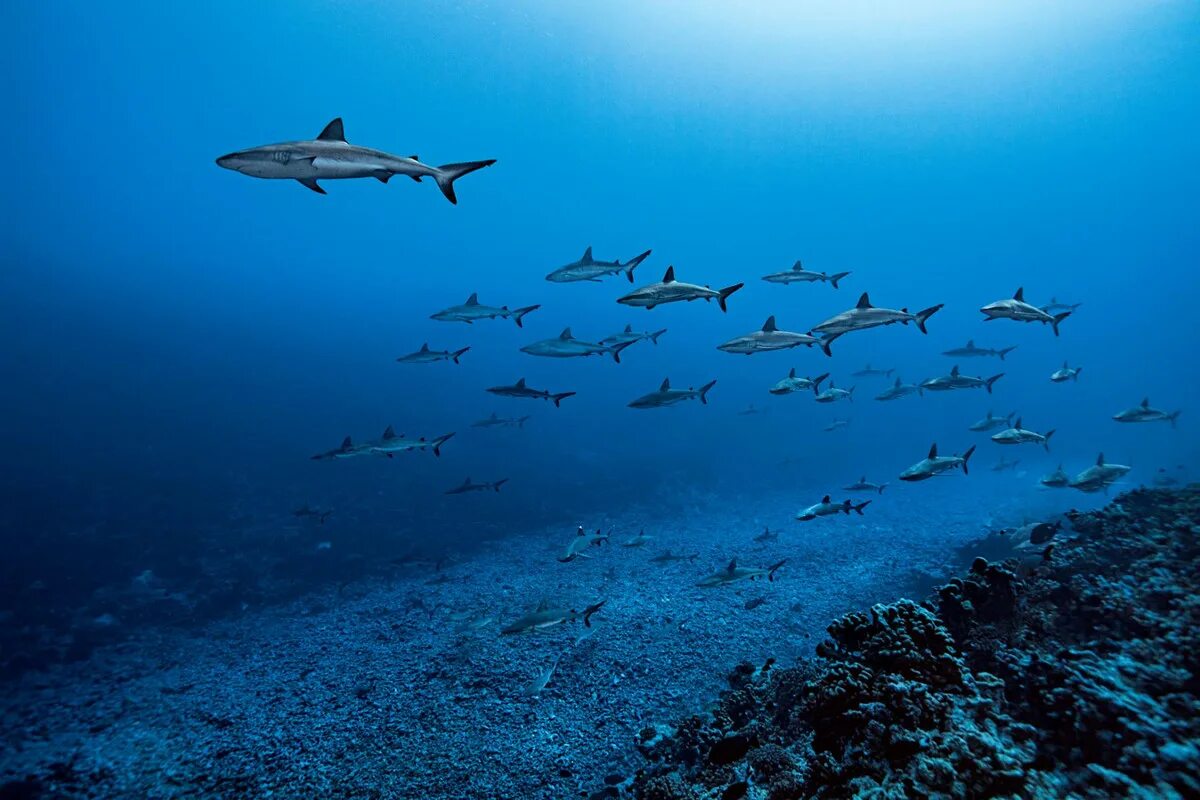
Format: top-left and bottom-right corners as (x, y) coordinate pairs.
(2, 2), (1199, 798)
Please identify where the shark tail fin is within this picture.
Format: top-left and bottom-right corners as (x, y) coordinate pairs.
(511, 305), (540, 328)
(552, 391), (577, 408)
(717, 283), (744, 313)
(493, 478), (509, 492)
(985, 373), (1005, 394)
(650, 328), (667, 345)
(999, 346), (1017, 361)
(1044, 430), (1055, 452)
(818, 332), (843, 358)
(1169, 410), (1181, 428)
(812, 372), (830, 395)
(767, 559), (788, 582)
(829, 271), (851, 289)
(961, 445), (977, 475)
(432, 432), (456, 457)
(1072, 367), (1081, 381)
(698, 379), (717, 404)
(452, 346), (470, 364)
(609, 340), (636, 363)
(582, 600), (606, 627)
(878, 483), (887, 495)
(853, 501), (871, 515)
(624, 249), (652, 282)
(1051, 311), (1071, 337)
(433, 159), (497, 204)
(915, 304), (944, 334)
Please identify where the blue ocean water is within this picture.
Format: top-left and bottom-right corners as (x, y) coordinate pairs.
(1, 3), (1198, 796)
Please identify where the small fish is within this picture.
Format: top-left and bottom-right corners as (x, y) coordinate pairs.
(991, 418), (1055, 451)
(431, 293), (540, 327)
(396, 343), (470, 365)
(696, 558), (787, 587)
(1113, 398), (1181, 427)
(546, 246), (653, 284)
(796, 495), (870, 521)
(1049, 362), (1082, 383)
(617, 266), (743, 312)
(941, 340), (1017, 360)
(761, 259), (850, 288)
(899, 442), (976, 481)
(980, 287), (1070, 336)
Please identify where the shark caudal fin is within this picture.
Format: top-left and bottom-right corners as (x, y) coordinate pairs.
(493, 478), (509, 492)
(717, 283), (744, 312)
(999, 346), (1017, 361)
(985, 373), (1005, 394)
(818, 331), (843, 357)
(878, 483), (887, 494)
(582, 600), (606, 627)
(699, 379), (718, 404)
(961, 445), (977, 475)
(452, 346), (470, 364)
(767, 559), (788, 582)
(829, 271), (851, 289)
(1072, 367), (1081, 381)
(552, 391), (577, 407)
(432, 432), (456, 457)
(811, 372), (830, 394)
(433, 159), (497, 204)
(1168, 410), (1182, 427)
(1051, 311), (1071, 337)
(915, 304), (944, 334)
(609, 340), (636, 363)
(1044, 430), (1056, 452)
(511, 305), (541, 327)
(624, 249), (652, 282)
(852, 500), (871, 515)
(649, 328), (668, 344)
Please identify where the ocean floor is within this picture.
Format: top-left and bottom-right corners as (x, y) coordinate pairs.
(0, 487), (1077, 799)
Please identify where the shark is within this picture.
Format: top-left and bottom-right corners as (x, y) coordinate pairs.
(753, 526), (780, 544)
(899, 442), (977, 481)
(369, 426), (455, 458)
(546, 247), (653, 283)
(874, 376), (923, 401)
(599, 324), (667, 347)
(1069, 453), (1132, 493)
(617, 266), (744, 312)
(796, 496), (871, 521)
(215, 118), (496, 203)
(472, 412), (530, 429)
(445, 477), (508, 494)
(991, 418), (1056, 450)
(650, 550), (699, 565)
(1113, 398), (1181, 427)
(396, 343), (470, 365)
(310, 435), (374, 461)
(769, 369), (829, 396)
(717, 316), (838, 356)
(814, 380), (855, 403)
(941, 340), (1017, 360)
(524, 655), (562, 697)
(811, 293), (944, 337)
(1041, 297), (1083, 314)
(628, 378), (717, 409)
(980, 288), (1071, 336)
(843, 476), (887, 494)
(501, 599), (606, 635)
(521, 328), (635, 362)
(761, 260), (851, 288)
(695, 558), (787, 587)
(487, 378), (576, 407)
(431, 293), (541, 327)
(992, 456), (1021, 473)
(852, 364), (895, 378)
(823, 418), (851, 432)
(1050, 362), (1082, 383)
(922, 366), (1004, 394)
(558, 526), (610, 562)
(969, 411), (1015, 432)
(621, 530), (653, 548)
(292, 505), (332, 524)
(1040, 464), (1070, 488)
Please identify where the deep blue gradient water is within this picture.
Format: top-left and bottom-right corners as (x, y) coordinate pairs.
(3, 3), (1199, 593)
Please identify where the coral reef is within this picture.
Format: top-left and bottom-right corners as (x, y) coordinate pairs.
(628, 487), (1200, 799)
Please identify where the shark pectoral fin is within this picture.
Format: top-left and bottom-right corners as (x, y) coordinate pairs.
(296, 178), (326, 194)
(409, 175), (422, 183)
(374, 172), (392, 184)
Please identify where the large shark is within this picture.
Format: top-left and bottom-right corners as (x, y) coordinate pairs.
(796, 496), (870, 521)
(628, 378), (717, 409)
(695, 558), (787, 587)
(431, 293), (540, 327)
(445, 477), (508, 495)
(369, 426), (455, 458)
(761, 260), (851, 288)
(215, 118), (495, 203)
(501, 599), (606, 635)
(1040, 464), (1070, 488)
(487, 378), (576, 407)
(843, 476), (888, 494)
(617, 266), (744, 312)
(472, 412), (530, 429)
(717, 316), (838, 356)
(980, 288), (1071, 336)
(396, 343), (470, 365)
(899, 442), (977, 481)
(1049, 362), (1082, 383)
(922, 366), (1004, 394)
(1113, 398), (1181, 427)
(1069, 452), (1132, 493)
(941, 340), (1017, 360)
(811, 293), (943, 337)
(558, 526), (610, 562)
(310, 435), (374, 461)
(969, 410), (1015, 432)
(599, 324), (667, 347)
(546, 247), (652, 283)
(814, 380), (855, 404)
(874, 376), (923, 402)
(521, 328), (635, 362)
(769, 369), (829, 396)
(991, 418), (1056, 451)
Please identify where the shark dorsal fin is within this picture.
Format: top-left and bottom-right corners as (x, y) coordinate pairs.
(341, 436), (352, 449)
(894, 377), (901, 387)
(465, 292), (479, 305)
(462, 477), (471, 486)
(382, 425), (397, 440)
(726, 558), (737, 574)
(1015, 417), (1022, 428)
(536, 598), (550, 612)
(316, 118), (346, 142)
(559, 327), (573, 340)
(1013, 287), (1025, 301)
(1097, 452), (1105, 465)
(967, 339), (974, 347)
(515, 378), (526, 388)
(928, 442), (938, 459)
(1062, 360), (1068, 368)
(822, 494), (830, 504)
(660, 378), (670, 392)
(663, 266), (676, 283)
(624, 324), (632, 333)
(420, 343), (430, 352)
(859, 475), (866, 482)
(951, 365), (960, 377)
(582, 246), (593, 263)
(856, 292), (872, 309)
(788, 368), (796, 378)
(762, 316), (778, 332)
(1141, 397), (1149, 407)
(489, 413), (498, 420)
